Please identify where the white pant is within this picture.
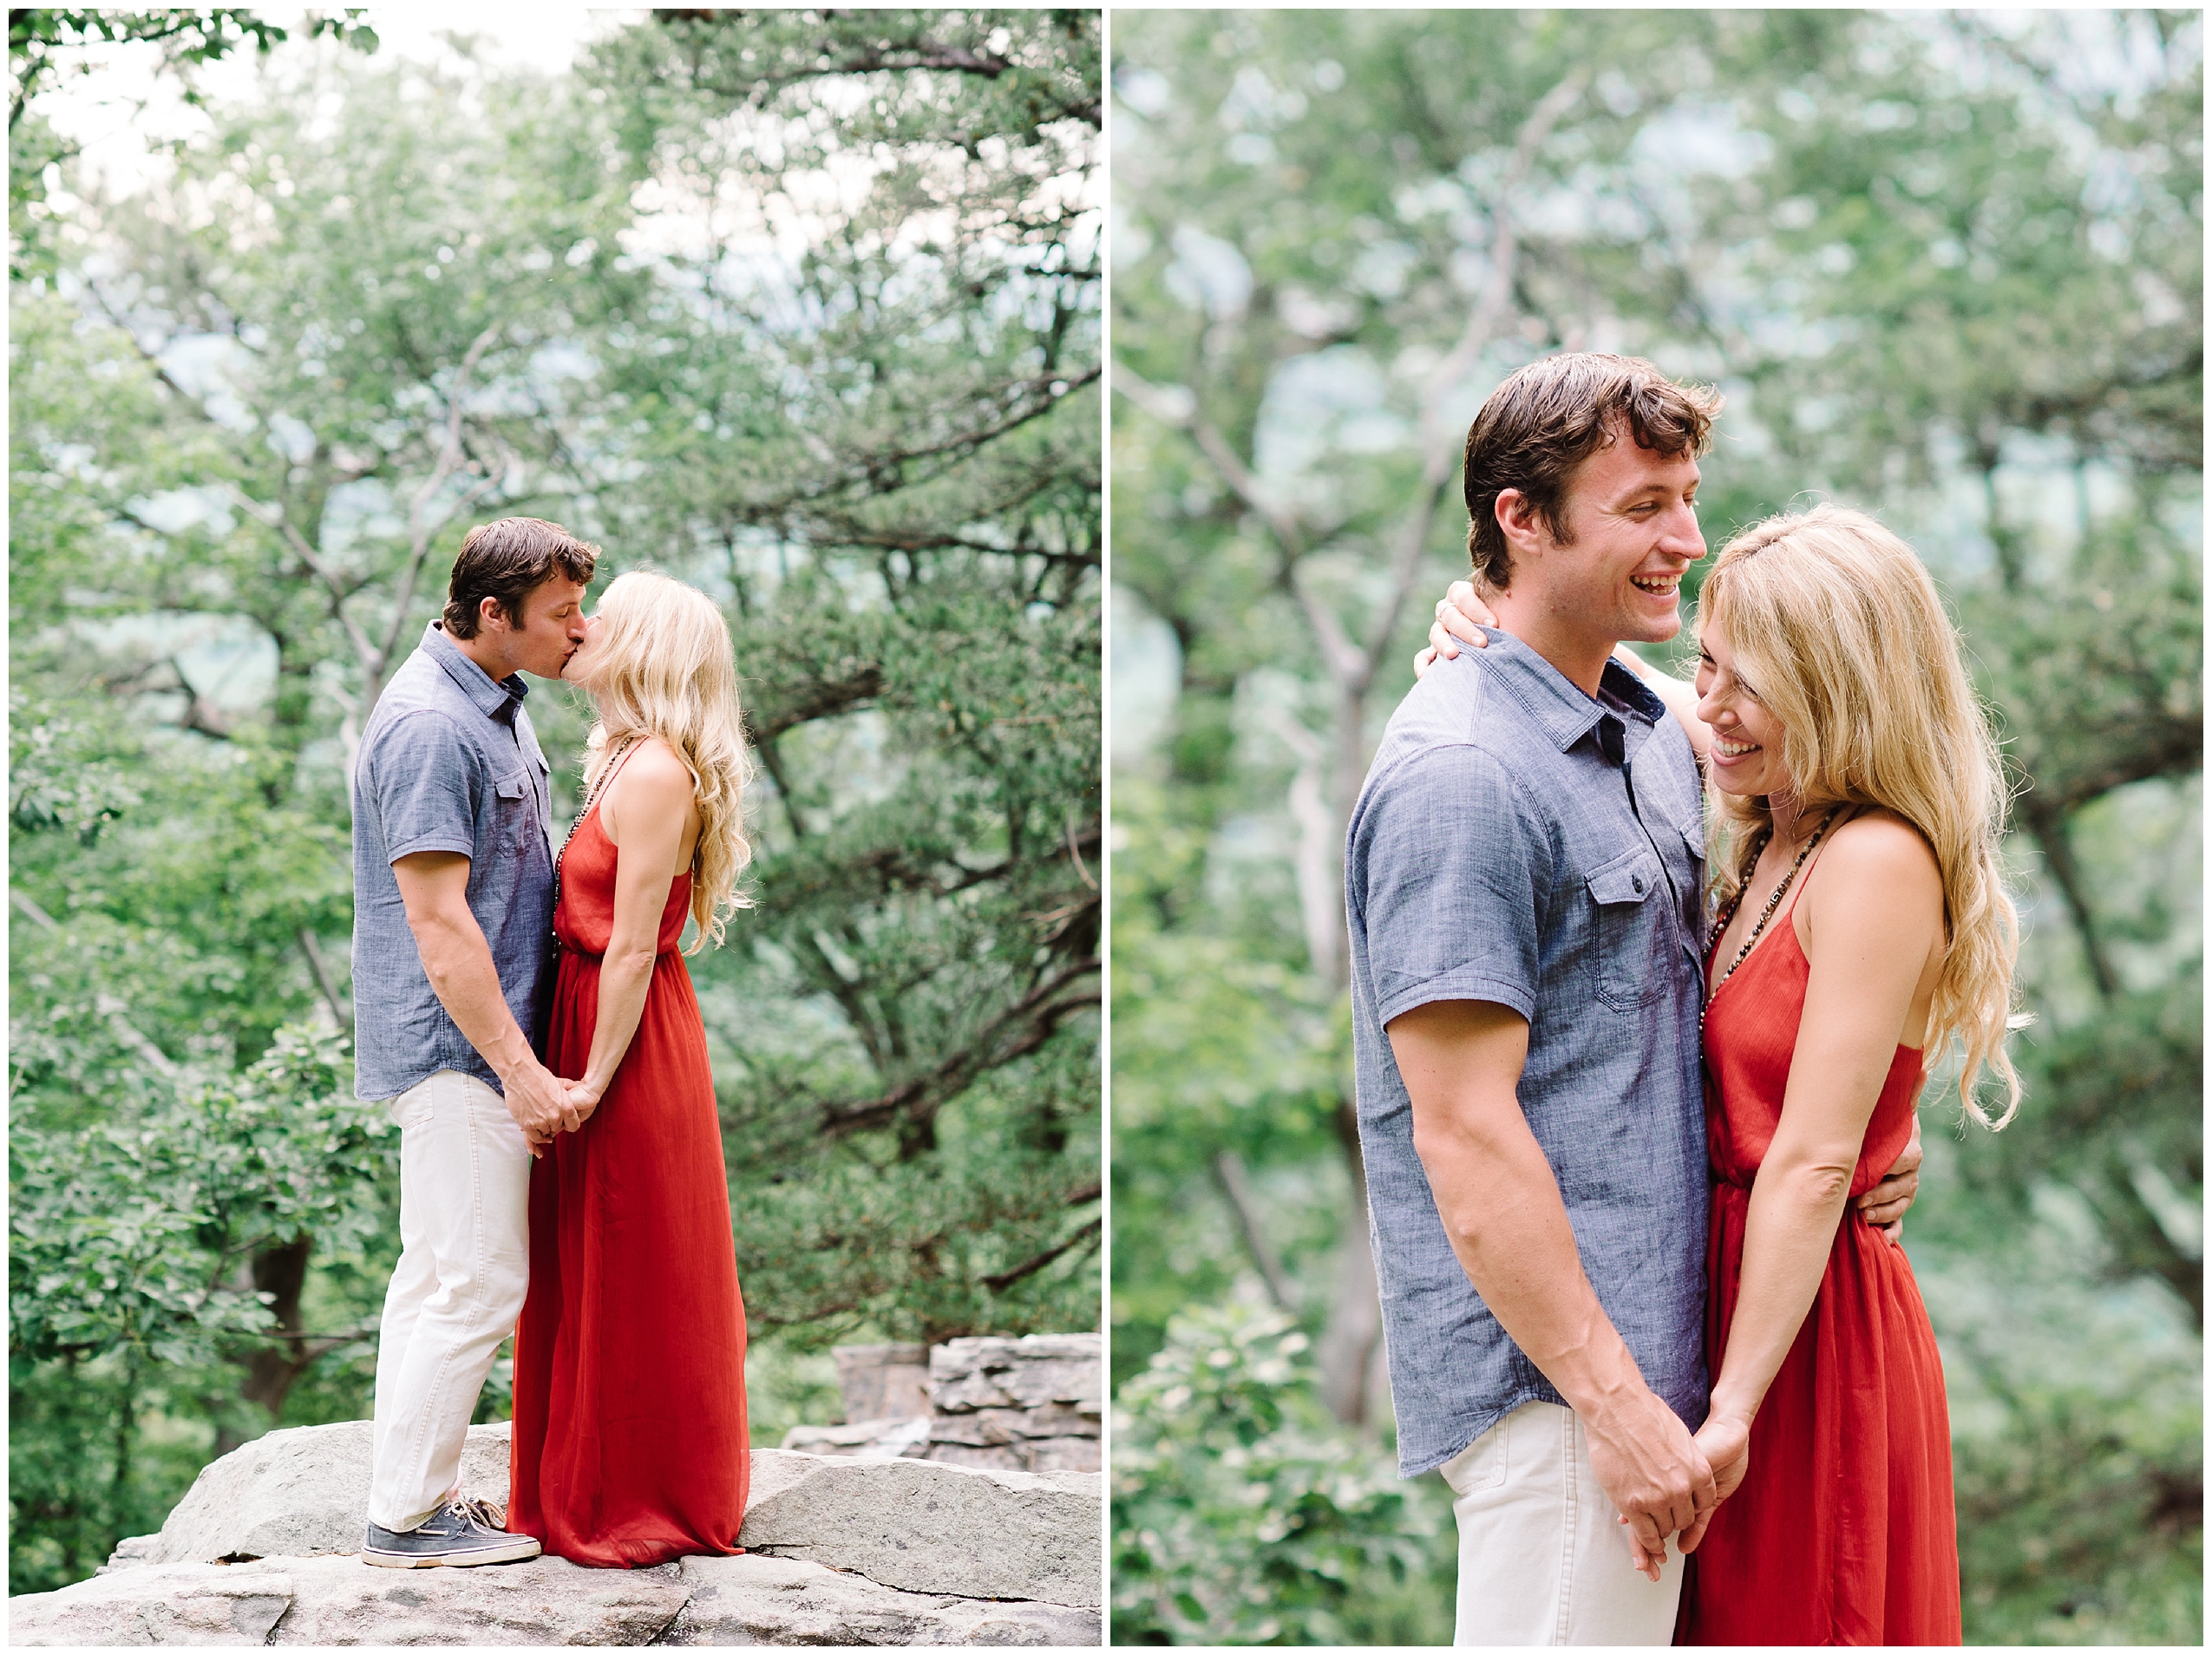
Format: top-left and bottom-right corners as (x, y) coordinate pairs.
(1443, 1400), (1685, 1646)
(367, 1070), (532, 1532)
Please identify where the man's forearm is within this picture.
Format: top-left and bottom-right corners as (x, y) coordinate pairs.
(409, 911), (535, 1080)
(1417, 1107), (1647, 1415)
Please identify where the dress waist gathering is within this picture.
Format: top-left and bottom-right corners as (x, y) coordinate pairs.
(558, 944), (683, 965)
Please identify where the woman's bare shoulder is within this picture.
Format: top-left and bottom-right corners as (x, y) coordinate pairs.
(1816, 808), (1942, 912)
(619, 736), (692, 780)
(610, 736), (697, 808)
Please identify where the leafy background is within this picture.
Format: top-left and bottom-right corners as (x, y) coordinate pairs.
(10, 7), (1100, 1596)
(1108, 10), (2200, 1645)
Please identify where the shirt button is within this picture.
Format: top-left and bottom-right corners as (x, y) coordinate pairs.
(1633, 876), (1646, 893)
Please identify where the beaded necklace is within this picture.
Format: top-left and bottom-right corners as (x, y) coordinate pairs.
(552, 737), (638, 919)
(1700, 806), (1842, 1032)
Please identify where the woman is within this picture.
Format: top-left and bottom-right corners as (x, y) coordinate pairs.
(1429, 505), (2021, 1644)
(507, 568), (756, 1567)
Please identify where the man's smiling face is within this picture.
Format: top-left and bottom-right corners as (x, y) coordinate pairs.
(1542, 422), (1707, 654)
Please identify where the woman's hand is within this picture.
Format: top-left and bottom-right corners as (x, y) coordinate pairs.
(564, 1080), (602, 1129)
(1619, 1410), (1751, 1580)
(1678, 1413), (1751, 1554)
(1411, 581), (1499, 678)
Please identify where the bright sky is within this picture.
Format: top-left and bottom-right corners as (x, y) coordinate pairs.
(34, 6), (643, 198)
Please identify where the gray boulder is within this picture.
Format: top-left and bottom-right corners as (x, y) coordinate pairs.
(120, 1418), (512, 1567)
(737, 1449), (1101, 1608)
(927, 1336), (1103, 1416)
(9, 1561), (295, 1646)
(779, 1414), (933, 1459)
(266, 1554), (690, 1645)
(831, 1342), (933, 1423)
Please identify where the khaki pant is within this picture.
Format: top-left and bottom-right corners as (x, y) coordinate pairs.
(367, 1070), (532, 1532)
(1443, 1400), (1686, 1646)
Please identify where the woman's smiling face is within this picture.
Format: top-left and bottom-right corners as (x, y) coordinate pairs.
(1694, 615), (1790, 798)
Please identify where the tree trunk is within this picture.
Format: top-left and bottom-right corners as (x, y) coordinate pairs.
(1315, 1093), (1384, 1425)
(2019, 796), (2120, 1001)
(110, 1344), (141, 1545)
(241, 1236), (315, 1422)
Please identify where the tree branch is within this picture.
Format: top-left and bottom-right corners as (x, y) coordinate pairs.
(221, 484), (379, 666)
(1256, 703), (1342, 985)
(981, 1216), (1102, 1292)
(1112, 361), (1369, 684)
(819, 958), (1100, 1138)
(1212, 1151), (1296, 1314)
(1362, 69), (1587, 672)
(13, 892), (183, 1077)
(297, 928), (347, 1030)
(382, 322), (507, 672)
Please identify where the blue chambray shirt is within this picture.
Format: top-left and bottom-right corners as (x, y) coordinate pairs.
(1345, 627), (1710, 1478)
(350, 622), (554, 1101)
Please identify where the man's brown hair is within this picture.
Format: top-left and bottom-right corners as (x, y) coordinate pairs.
(1462, 353), (1721, 590)
(443, 517), (599, 637)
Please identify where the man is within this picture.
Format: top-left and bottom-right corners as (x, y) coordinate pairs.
(1344, 354), (1916, 1644)
(350, 517), (596, 1567)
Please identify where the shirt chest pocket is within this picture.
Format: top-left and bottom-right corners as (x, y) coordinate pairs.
(493, 768), (535, 859)
(1586, 844), (1667, 1011)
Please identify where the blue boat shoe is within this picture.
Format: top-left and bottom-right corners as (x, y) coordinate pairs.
(362, 1497), (542, 1568)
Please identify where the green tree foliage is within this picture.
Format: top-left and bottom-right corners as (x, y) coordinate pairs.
(9, 1024), (390, 1592)
(8, 8), (378, 278)
(1111, 9), (2199, 1643)
(1112, 1300), (1450, 1646)
(9, 9), (377, 128)
(11, 10), (1097, 1594)
(576, 9), (1102, 1346)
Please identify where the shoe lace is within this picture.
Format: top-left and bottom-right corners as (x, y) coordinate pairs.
(448, 1495), (508, 1532)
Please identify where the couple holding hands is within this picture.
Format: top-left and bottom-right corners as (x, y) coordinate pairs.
(1351, 352), (2019, 1645)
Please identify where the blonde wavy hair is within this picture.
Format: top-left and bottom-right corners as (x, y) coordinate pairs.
(1697, 504), (2024, 1128)
(573, 569), (754, 952)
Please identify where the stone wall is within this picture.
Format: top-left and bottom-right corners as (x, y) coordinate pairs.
(926, 1335), (1103, 1474)
(782, 1332), (1102, 1474)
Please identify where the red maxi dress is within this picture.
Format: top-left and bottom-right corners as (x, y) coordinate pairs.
(1678, 866), (1961, 1645)
(507, 786), (750, 1567)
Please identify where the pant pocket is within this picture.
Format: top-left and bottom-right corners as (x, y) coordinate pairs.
(1440, 1411), (1511, 1495)
(389, 1073), (444, 1133)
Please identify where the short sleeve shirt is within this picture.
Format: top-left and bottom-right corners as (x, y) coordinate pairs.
(1344, 629), (1711, 1478)
(350, 622), (554, 1101)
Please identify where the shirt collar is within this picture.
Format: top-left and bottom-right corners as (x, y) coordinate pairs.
(422, 620), (528, 721)
(1471, 626), (1666, 756)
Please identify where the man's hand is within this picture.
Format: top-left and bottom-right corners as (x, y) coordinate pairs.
(1855, 1110), (1923, 1246)
(500, 1055), (578, 1150)
(1580, 1385), (1717, 1569)
(1412, 580), (1499, 678)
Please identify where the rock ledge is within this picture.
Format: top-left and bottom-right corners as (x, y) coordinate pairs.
(12, 1420), (1101, 1647)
